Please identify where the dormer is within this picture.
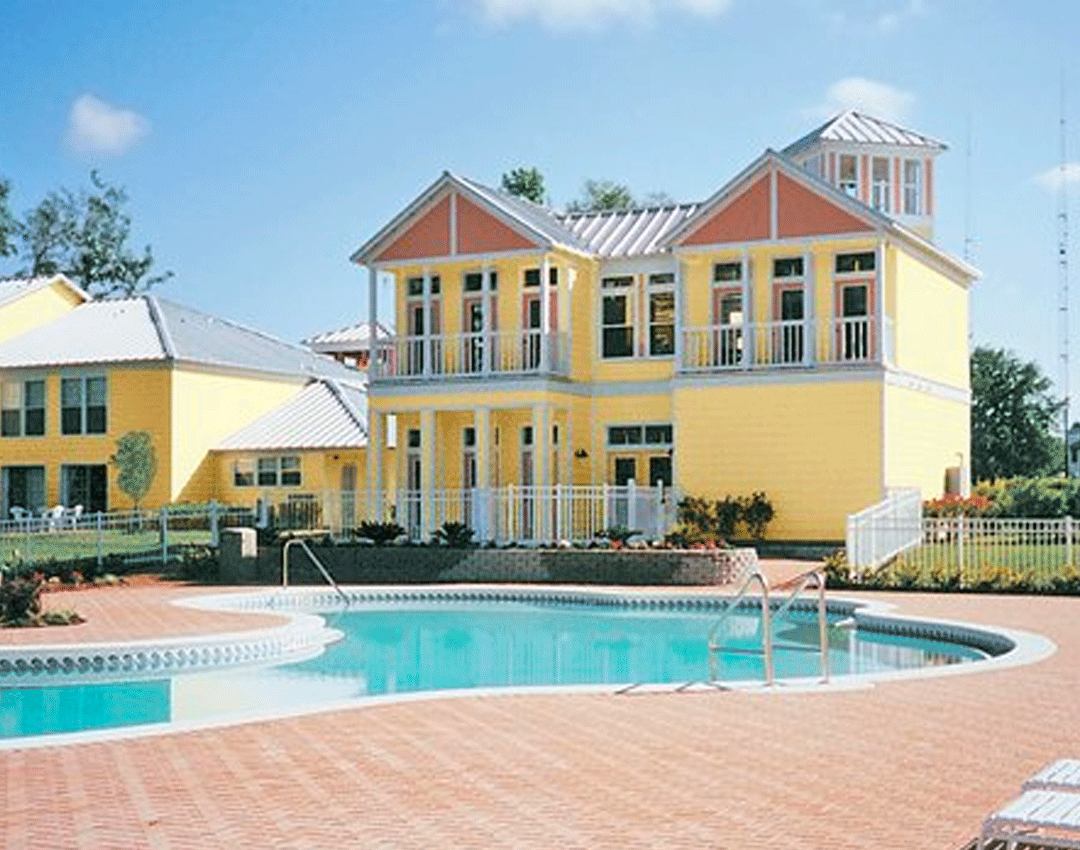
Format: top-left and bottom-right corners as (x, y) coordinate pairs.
(782, 110), (946, 241)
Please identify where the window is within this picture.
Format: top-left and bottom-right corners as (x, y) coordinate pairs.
(835, 252), (876, 273)
(644, 425), (673, 445)
(871, 157), (890, 211)
(233, 460), (255, 487)
(773, 257), (804, 278)
(608, 426), (643, 446)
(523, 267), (558, 287)
(407, 429), (421, 448)
(463, 427), (476, 447)
(608, 424), (672, 447)
(61, 376), (106, 435)
(1, 379), (44, 437)
(406, 275), (440, 296)
(839, 154), (858, 197)
(903, 159), (923, 215)
(601, 276), (634, 358)
(647, 273), (675, 356)
(464, 271), (497, 292)
(804, 154), (824, 178)
(249, 456), (303, 487)
(713, 262), (742, 282)
(61, 464), (107, 513)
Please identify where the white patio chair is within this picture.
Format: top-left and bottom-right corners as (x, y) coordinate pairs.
(1023, 760), (1080, 793)
(980, 789), (1080, 849)
(46, 504), (64, 531)
(67, 504), (83, 529)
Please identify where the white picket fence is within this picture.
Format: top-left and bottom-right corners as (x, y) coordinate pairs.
(845, 487), (923, 570)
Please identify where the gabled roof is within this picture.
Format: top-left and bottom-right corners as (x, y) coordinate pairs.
(782, 110), (947, 158)
(350, 171), (589, 265)
(0, 295), (359, 380)
(216, 378), (368, 451)
(557, 204), (699, 258)
(0, 274), (89, 308)
(303, 320), (394, 354)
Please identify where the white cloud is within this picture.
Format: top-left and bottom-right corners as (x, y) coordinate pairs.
(478, 0), (732, 30)
(1035, 163), (1080, 192)
(66, 94), (149, 156)
(806, 77), (917, 124)
(876, 0), (927, 32)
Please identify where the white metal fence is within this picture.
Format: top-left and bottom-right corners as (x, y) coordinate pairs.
(845, 487), (923, 570)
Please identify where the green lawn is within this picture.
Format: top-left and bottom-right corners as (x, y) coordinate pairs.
(0, 528), (212, 568)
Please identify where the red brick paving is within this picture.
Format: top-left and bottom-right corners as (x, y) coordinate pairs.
(2, 568), (1078, 849)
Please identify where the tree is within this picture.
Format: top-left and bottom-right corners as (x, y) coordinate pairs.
(10, 171), (172, 298)
(501, 167), (546, 205)
(566, 179), (636, 213)
(970, 346), (1062, 482)
(111, 431), (157, 511)
(0, 178), (17, 259)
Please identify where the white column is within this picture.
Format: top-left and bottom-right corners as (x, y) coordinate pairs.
(367, 265), (378, 382)
(533, 403), (551, 540)
(474, 407), (491, 541)
(422, 267), (432, 377)
(481, 262), (492, 374)
(540, 255), (551, 371)
(673, 256), (685, 372)
(420, 408), (436, 539)
(367, 410), (383, 520)
(803, 249), (814, 365)
(741, 248), (752, 368)
(876, 240), (887, 364)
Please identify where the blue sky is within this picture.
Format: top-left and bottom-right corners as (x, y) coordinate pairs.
(1, 0), (1077, 403)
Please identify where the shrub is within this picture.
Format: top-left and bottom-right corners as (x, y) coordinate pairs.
(356, 521), (406, 545)
(0, 574), (43, 626)
(923, 494), (995, 518)
(433, 521), (476, 548)
(713, 497), (742, 538)
(740, 492), (775, 540)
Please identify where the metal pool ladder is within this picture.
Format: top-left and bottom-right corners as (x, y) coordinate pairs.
(707, 567), (830, 687)
(282, 538), (350, 605)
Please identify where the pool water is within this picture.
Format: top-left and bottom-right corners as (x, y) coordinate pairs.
(0, 600), (987, 740)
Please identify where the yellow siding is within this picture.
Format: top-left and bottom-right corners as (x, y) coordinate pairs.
(214, 448), (371, 503)
(170, 367), (305, 503)
(673, 381), (882, 540)
(0, 280), (84, 342)
(883, 382), (969, 498)
(891, 248), (969, 388)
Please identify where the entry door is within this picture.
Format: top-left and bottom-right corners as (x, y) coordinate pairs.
(61, 465), (107, 513)
(407, 301), (441, 374)
(520, 427), (534, 539)
(405, 452), (422, 538)
(712, 289), (743, 367)
(613, 457), (637, 486)
(2, 466), (45, 516)
(340, 464), (357, 530)
(838, 283), (871, 360)
(774, 288), (805, 364)
(648, 456), (672, 488)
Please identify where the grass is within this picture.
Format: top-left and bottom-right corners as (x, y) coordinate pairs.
(0, 528), (212, 567)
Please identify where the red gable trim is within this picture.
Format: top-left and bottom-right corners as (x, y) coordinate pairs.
(456, 194), (539, 255)
(375, 195), (451, 262)
(680, 175), (770, 246)
(776, 173), (871, 238)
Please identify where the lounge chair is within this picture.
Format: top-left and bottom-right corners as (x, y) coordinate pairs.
(980, 787), (1080, 848)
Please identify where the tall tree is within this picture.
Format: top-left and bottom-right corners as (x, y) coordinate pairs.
(0, 178), (17, 259)
(111, 431), (157, 511)
(14, 171), (172, 298)
(566, 179), (636, 213)
(970, 346), (1062, 482)
(501, 167), (546, 205)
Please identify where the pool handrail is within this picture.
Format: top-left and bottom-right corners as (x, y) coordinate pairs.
(771, 568), (830, 684)
(707, 568), (774, 686)
(282, 538), (350, 605)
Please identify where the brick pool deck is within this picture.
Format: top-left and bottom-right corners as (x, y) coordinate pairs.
(2, 564), (1078, 849)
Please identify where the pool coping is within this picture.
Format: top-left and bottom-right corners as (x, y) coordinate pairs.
(0, 583), (1057, 750)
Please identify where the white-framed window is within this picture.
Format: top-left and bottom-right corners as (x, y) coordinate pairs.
(834, 251), (876, 274)
(607, 424), (673, 447)
(647, 273), (675, 357)
(601, 276), (635, 358)
(233, 459), (255, 487)
(406, 275), (440, 296)
(803, 154), (824, 179)
(61, 375), (107, 435)
(871, 157), (891, 211)
(838, 154), (859, 197)
(463, 270), (498, 292)
(236, 456), (303, 488)
(1, 379), (45, 437)
(523, 267), (558, 288)
(903, 159), (923, 215)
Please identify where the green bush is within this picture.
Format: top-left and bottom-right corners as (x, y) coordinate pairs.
(433, 521), (476, 548)
(740, 492), (775, 540)
(0, 574), (43, 626)
(356, 521), (406, 545)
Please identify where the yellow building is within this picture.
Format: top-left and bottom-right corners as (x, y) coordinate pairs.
(0, 294), (372, 518)
(0, 275), (87, 342)
(350, 111), (977, 543)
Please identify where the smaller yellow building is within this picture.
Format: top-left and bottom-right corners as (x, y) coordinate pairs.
(0, 291), (373, 518)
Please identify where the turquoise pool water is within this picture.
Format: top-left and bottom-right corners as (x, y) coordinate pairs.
(0, 600), (987, 740)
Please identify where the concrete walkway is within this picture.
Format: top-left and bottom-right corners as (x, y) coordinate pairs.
(2, 571), (1077, 849)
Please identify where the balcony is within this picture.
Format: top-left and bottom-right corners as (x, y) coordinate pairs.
(679, 316), (892, 374)
(371, 330), (570, 382)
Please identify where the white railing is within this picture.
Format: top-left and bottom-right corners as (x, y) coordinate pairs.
(680, 315), (886, 373)
(371, 330), (570, 380)
(845, 487), (923, 571)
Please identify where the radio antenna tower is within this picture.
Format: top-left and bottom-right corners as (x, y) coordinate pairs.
(1059, 74), (1071, 477)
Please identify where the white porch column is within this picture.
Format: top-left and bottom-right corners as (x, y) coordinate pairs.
(420, 408), (436, 540)
(875, 239), (888, 364)
(673, 256), (685, 372)
(422, 267), (433, 377)
(540, 255), (551, 371)
(474, 407), (491, 542)
(367, 265), (379, 382)
(366, 409), (384, 521)
(741, 248), (752, 367)
(803, 249), (815, 365)
(481, 262), (492, 375)
(532, 403), (551, 541)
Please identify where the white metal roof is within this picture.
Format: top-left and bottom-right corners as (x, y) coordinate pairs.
(215, 379), (368, 451)
(782, 110), (947, 157)
(0, 294), (359, 381)
(557, 204), (699, 258)
(304, 320), (394, 353)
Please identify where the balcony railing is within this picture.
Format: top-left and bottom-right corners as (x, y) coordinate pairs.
(371, 330), (570, 381)
(680, 316), (891, 373)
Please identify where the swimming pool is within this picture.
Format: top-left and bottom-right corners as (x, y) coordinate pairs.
(0, 586), (1052, 744)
